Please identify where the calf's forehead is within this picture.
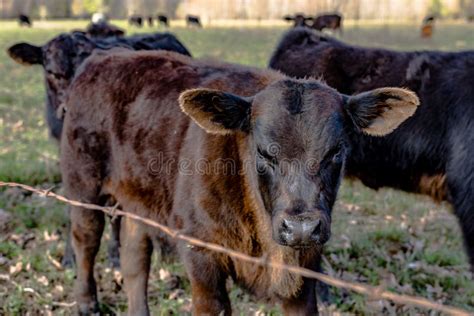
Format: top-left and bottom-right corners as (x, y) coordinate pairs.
(44, 35), (73, 55)
(252, 81), (344, 132)
(43, 37), (74, 66)
(251, 80), (346, 155)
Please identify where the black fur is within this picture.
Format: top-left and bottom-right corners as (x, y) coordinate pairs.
(283, 80), (305, 115)
(7, 43), (43, 65)
(345, 91), (393, 131)
(104, 33), (191, 57)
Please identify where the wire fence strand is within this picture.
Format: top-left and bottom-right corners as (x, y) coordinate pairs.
(0, 181), (471, 316)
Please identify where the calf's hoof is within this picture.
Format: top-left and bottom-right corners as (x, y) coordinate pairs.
(61, 253), (75, 269)
(107, 245), (120, 269)
(78, 301), (100, 316)
(316, 281), (333, 306)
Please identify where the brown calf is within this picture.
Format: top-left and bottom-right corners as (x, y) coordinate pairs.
(61, 49), (418, 314)
(421, 24), (434, 38)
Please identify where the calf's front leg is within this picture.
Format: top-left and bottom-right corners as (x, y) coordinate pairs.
(182, 248), (231, 315)
(281, 277), (318, 316)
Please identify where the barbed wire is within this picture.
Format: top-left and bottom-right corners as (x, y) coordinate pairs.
(0, 181), (471, 316)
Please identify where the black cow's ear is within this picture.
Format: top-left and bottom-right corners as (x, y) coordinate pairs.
(344, 87), (419, 136)
(7, 43), (43, 65)
(179, 88), (252, 135)
(283, 15), (295, 21)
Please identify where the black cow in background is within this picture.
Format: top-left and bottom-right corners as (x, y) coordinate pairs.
(423, 15), (436, 24)
(101, 32), (191, 56)
(85, 22), (125, 38)
(157, 14), (169, 27)
(147, 16), (154, 27)
(269, 28), (474, 272)
(7, 31), (191, 140)
(283, 13), (313, 27)
(18, 14), (32, 27)
(186, 14), (202, 27)
(129, 15), (143, 27)
(7, 31), (192, 267)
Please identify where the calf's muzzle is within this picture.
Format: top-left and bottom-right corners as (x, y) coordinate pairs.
(274, 212), (327, 247)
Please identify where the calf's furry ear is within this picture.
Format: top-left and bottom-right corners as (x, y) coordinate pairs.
(344, 87), (419, 136)
(7, 43), (43, 65)
(179, 88), (252, 135)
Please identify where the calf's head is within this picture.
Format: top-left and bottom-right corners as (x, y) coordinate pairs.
(7, 33), (96, 120)
(180, 80), (418, 248)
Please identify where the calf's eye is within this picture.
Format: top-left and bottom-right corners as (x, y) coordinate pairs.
(47, 70), (62, 80)
(330, 144), (346, 164)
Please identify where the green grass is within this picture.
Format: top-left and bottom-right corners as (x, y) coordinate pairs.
(0, 19), (473, 314)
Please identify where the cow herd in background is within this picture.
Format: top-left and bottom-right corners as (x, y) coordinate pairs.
(284, 13), (343, 33)
(17, 12), (200, 28)
(283, 12), (441, 38)
(6, 10), (474, 315)
(128, 14), (202, 27)
(16, 11), (450, 38)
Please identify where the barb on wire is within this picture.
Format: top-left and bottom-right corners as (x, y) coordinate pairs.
(0, 181), (471, 316)
(110, 202), (120, 222)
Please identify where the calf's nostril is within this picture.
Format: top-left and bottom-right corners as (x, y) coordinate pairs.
(279, 218), (301, 245)
(281, 219), (291, 233)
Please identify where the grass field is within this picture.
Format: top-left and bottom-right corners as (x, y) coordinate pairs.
(0, 19), (473, 315)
